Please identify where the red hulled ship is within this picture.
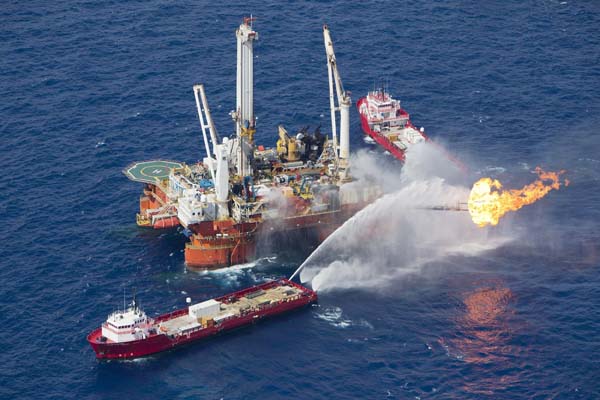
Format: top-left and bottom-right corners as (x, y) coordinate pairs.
(357, 88), (428, 162)
(87, 279), (317, 360)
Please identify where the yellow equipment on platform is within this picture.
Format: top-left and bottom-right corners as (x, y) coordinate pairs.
(276, 125), (300, 162)
(241, 125), (255, 143)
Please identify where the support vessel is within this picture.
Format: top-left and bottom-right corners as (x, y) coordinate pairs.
(87, 279), (317, 359)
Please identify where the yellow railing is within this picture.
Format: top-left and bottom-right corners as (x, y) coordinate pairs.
(136, 213), (151, 227)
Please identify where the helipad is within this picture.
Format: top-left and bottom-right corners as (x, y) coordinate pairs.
(123, 160), (184, 184)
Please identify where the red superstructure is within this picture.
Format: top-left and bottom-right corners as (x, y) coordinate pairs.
(87, 279), (317, 360)
(357, 88), (428, 162)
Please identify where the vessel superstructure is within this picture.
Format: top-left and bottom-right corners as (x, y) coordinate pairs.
(87, 279), (317, 359)
(124, 19), (381, 269)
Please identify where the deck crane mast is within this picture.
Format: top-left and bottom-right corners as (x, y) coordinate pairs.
(323, 25), (351, 178)
(232, 17), (258, 178)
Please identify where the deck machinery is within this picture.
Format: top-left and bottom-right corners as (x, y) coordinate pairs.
(124, 19), (381, 269)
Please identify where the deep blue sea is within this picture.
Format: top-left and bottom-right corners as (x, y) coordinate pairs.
(2, 1), (600, 399)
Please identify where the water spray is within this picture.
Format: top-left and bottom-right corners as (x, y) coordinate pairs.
(289, 141), (504, 291)
(289, 202), (469, 283)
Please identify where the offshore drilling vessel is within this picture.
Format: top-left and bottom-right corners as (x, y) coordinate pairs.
(124, 19), (380, 269)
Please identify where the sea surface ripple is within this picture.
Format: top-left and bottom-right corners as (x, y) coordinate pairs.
(1, 1), (599, 399)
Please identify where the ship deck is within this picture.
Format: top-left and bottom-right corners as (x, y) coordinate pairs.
(375, 125), (425, 149)
(220, 284), (304, 314)
(123, 160), (184, 184)
(160, 314), (199, 333)
(159, 283), (305, 335)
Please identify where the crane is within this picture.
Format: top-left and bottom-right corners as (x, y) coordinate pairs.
(193, 84), (219, 181)
(193, 84), (229, 203)
(323, 25), (351, 164)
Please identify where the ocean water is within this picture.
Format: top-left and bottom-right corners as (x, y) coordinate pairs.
(2, 1), (600, 398)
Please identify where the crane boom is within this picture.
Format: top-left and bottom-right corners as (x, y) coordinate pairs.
(193, 84), (218, 181)
(323, 25), (351, 161)
(198, 84), (220, 157)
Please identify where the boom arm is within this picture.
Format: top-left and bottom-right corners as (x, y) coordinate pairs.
(193, 84), (218, 181)
(323, 25), (351, 160)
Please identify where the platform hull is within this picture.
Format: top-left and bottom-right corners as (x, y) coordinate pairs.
(184, 202), (368, 269)
(184, 220), (258, 269)
(185, 235), (257, 269)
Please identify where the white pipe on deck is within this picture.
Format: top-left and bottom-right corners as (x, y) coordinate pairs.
(339, 99), (350, 159)
(215, 138), (229, 203)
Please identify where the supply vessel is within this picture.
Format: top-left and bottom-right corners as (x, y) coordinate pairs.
(357, 87), (428, 162)
(357, 88), (466, 171)
(124, 19), (380, 269)
(87, 279), (317, 359)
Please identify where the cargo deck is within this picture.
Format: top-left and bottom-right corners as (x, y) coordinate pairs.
(159, 283), (306, 335)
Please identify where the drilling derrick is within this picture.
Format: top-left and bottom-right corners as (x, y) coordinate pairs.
(233, 17), (258, 178)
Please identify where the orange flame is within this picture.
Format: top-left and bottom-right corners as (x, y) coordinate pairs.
(468, 167), (569, 227)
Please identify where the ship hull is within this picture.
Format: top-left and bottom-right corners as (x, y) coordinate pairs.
(184, 235), (256, 269)
(184, 220), (258, 270)
(88, 280), (317, 360)
(184, 202), (370, 269)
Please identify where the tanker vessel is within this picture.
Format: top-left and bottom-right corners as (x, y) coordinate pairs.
(124, 19), (380, 269)
(87, 278), (317, 359)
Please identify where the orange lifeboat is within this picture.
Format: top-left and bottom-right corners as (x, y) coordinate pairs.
(153, 216), (179, 229)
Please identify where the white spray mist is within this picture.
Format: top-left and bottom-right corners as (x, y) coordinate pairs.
(295, 142), (511, 291)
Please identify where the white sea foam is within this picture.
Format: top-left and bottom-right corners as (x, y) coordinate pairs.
(202, 260), (258, 275)
(314, 306), (353, 329)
